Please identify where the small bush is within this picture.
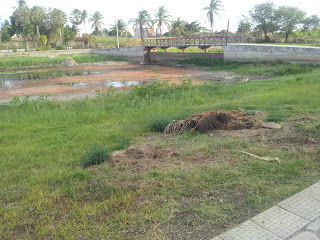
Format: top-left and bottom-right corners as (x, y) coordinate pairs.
(55, 45), (66, 50)
(149, 115), (172, 132)
(114, 136), (131, 150)
(81, 145), (111, 168)
(36, 45), (52, 51)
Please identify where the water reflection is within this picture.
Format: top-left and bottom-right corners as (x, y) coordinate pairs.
(104, 81), (142, 88)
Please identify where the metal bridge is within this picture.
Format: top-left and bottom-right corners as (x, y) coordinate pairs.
(144, 35), (243, 52)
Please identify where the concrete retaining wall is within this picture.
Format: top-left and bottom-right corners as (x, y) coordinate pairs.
(224, 44), (320, 63)
(3, 44), (319, 64)
(0, 49), (93, 58)
(147, 52), (224, 63)
(93, 47), (144, 62)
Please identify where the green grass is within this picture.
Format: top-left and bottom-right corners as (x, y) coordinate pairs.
(0, 68), (320, 239)
(0, 54), (123, 69)
(179, 58), (319, 77)
(95, 37), (141, 48)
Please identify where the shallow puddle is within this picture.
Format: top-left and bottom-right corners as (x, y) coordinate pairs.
(104, 81), (143, 88)
(57, 80), (147, 88)
(0, 80), (16, 88)
(62, 82), (88, 87)
(0, 70), (104, 81)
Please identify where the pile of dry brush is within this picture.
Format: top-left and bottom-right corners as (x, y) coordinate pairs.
(164, 110), (261, 134)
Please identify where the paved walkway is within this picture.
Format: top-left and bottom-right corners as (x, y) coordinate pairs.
(211, 181), (320, 240)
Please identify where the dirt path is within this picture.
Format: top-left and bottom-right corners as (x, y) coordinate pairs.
(0, 62), (233, 103)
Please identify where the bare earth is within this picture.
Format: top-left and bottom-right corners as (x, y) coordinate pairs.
(0, 62), (233, 103)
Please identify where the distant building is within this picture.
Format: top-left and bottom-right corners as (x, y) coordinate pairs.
(135, 27), (155, 38)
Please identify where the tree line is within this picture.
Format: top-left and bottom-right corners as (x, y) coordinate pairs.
(238, 2), (320, 43)
(1, 0), (319, 51)
(0, 0), (226, 50)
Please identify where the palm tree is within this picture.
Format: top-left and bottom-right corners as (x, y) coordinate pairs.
(89, 11), (104, 35)
(154, 6), (171, 36)
(203, 0), (223, 33)
(129, 10), (152, 44)
(82, 10), (88, 34)
(70, 9), (83, 36)
(111, 19), (128, 37)
(185, 21), (202, 33)
(169, 18), (187, 37)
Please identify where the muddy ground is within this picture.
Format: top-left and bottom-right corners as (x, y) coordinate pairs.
(0, 61), (238, 103)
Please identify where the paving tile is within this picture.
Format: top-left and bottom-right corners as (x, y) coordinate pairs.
(219, 220), (281, 240)
(289, 232), (319, 240)
(251, 206), (309, 238)
(307, 218), (320, 232)
(278, 194), (320, 221)
(301, 182), (320, 202)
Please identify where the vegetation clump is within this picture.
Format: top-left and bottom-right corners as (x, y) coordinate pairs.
(80, 145), (111, 168)
(149, 115), (173, 132)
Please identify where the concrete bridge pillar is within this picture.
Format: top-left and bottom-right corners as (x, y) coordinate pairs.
(178, 47), (189, 53)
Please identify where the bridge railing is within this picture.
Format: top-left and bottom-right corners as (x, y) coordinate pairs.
(144, 35), (243, 47)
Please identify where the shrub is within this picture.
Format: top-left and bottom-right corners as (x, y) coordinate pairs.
(39, 35), (47, 46)
(35, 45), (52, 51)
(113, 136), (131, 150)
(55, 45), (66, 50)
(81, 145), (111, 168)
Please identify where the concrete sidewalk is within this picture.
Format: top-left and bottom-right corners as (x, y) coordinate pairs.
(211, 181), (320, 240)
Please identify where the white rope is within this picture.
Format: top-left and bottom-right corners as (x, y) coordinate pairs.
(238, 150), (281, 163)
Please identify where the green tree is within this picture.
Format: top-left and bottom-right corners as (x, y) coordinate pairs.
(89, 11), (104, 35)
(129, 10), (152, 43)
(17, 0), (27, 7)
(275, 6), (306, 43)
(249, 2), (277, 42)
(237, 15), (252, 35)
(31, 6), (46, 47)
(1, 25), (12, 43)
(303, 15), (320, 31)
(82, 10), (88, 34)
(63, 25), (77, 45)
(154, 6), (171, 36)
(10, 3), (33, 51)
(169, 18), (187, 37)
(49, 9), (67, 45)
(202, 0), (223, 33)
(70, 9), (83, 36)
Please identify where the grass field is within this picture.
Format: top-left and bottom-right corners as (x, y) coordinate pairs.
(95, 37), (141, 48)
(179, 58), (319, 77)
(0, 62), (320, 239)
(0, 54), (123, 69)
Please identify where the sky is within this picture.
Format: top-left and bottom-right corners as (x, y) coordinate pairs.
(0, 0), (319, 34)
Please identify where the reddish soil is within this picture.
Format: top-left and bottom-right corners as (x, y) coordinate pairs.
(0, 63), (218, 101)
